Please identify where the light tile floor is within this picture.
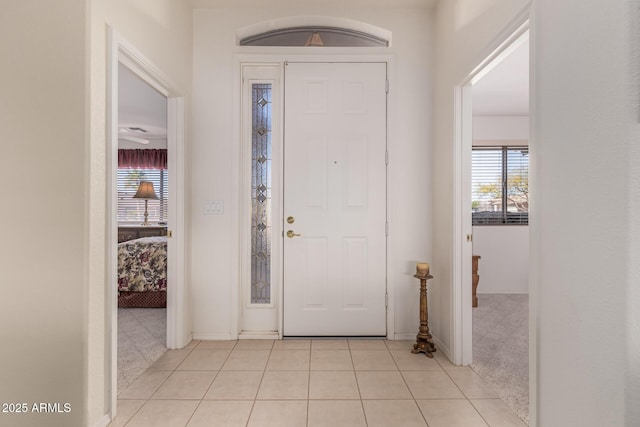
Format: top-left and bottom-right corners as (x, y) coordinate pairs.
(110, 339), (525, 427)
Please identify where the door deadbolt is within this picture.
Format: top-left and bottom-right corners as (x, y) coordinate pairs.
(286, 230), (301, 238)
(287, 216), (295, 224)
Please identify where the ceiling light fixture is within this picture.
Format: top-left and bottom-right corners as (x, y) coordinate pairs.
(304, 32), (325, 47)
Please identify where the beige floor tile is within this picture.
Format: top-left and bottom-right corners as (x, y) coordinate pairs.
(183, 340), (200, 350)
(310, 349), (354, 370)
(187, 400), (253, 427)
(256, 371), (309, 399)
(311, 339), (349, 349)
(348, 339), (387, 349)
(362, 400), (427, 427)
(266, 349), (310, 370)
(356, 371), (412, 399)
(273, 339), (310, 349)
(417, 399), (488, 427)
(118, 370), (172, 399)
(433, 350), (472, 372)
(308, 400), (367, 427)
(351, 349), (398, 370)
(222, 349), (270, 370)
(204, 370), (263, 400)
(448, 371), (498, 398)
(124, 400), (199, 427)
(385, 340), (415, 350)
(148, 349), (192, 371)
(402, 371), (465, 399)
(196, 340), (237, 349)
(110, 399), (145, 427)
(151, 370), (217, 400)
(471, 399), (526, 427)
(235, 339), (274, 350)
(177, 349), (231, 371)
(309, 371), (360, 399)
(248, 400), (307, 427)
(391, 349), (444, 370)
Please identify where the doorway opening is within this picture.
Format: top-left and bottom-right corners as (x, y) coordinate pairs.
(106, 28), (187, 421)
(116, 62), (169, 393)
(469, 33), (530, 424)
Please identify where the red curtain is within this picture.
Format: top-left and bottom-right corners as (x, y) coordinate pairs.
(118, 149), (167, 169)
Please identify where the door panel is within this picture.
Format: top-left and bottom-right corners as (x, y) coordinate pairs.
(283, 62), (387, 336)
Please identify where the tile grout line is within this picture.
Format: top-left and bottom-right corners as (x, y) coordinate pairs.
(438, 359), (491, 426)
(348, 340), (369, 426)
(388, 342), (432, 426)
(121, 342), (198, 426)
(247, 340), (274, 427)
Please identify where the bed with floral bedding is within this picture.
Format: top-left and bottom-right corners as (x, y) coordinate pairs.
(117, 236), (167, 308)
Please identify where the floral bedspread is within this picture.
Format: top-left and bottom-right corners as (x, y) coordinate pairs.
(117, 236), (167, 292)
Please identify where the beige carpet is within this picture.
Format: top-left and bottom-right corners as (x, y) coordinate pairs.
(471, 293), (529, 425)
(118, 308), (167, 394)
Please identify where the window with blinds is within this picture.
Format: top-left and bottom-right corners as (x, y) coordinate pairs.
(117, 169), (168, 223)
(472, 146), (528, 225)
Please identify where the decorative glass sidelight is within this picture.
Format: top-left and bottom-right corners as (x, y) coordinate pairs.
(251, 84), (272, 304)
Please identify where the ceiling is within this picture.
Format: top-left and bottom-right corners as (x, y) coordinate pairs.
(118, 63), (167, 148)
(472, 38), (529, 116)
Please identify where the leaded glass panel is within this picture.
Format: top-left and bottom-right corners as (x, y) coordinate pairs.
(251, 84), (272, 304)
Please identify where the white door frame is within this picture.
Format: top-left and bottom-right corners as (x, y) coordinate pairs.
(452, 17), (529, 365)
(106, 27), (188, 420)
(232, 52), (395, 340)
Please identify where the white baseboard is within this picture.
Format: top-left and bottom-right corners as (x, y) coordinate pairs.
(180, 332), (194, 348)
(239, 331), (279, 340)
(393, 333), (415, 340)
(92, 414), (111, 427)
(192, 333), (234, 341)
(432, 334), (456, 364)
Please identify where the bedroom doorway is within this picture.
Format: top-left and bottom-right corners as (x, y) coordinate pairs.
(107, 28), (188, 421)
(452, 16), (531, 424)
(116, 62), (169, 393)
(468, 32), (530, 423)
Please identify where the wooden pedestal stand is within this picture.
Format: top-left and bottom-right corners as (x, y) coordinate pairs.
(411, 271), (436, 358)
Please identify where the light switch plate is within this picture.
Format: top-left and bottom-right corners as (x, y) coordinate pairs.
(204, 200), (224, 215)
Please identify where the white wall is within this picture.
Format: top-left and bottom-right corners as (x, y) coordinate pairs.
(432, 0), (530, 358)
(472, 226), (528, 294)
(0, 2), (86, 426)
(628, 3), (640, 424)
(191, 4), (434, 340)
(473, 115), (529, 141)
(531, 0), (637, 424)
(88, 1), (192, 424)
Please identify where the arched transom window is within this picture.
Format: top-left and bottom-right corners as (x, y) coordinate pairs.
(239, 26), (389, 47)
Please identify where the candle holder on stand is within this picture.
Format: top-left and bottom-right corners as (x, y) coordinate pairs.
(412, 263), (436, 358)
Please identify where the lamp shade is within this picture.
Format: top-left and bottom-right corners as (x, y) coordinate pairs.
(133, 181), (158, 200)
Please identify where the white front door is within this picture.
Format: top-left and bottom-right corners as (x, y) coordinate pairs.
(283, 62), (387, 336)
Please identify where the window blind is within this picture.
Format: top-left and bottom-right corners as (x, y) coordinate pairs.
(472, 147), (528, 225)
(117, 169), (168, 223)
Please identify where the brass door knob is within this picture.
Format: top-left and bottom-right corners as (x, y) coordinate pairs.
(286, 230), (301, 238)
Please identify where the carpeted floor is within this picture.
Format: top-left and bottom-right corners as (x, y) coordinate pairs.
(471, 293), (529, 425)
(118, 308), (167, 394)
